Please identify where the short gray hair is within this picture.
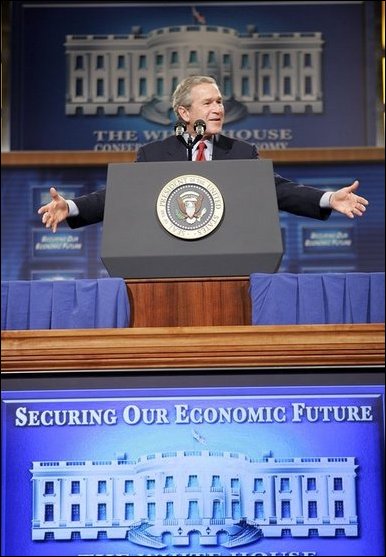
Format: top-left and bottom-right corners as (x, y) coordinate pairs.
(172, 75), (218, 116)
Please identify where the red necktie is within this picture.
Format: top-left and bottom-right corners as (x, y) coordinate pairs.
(196, 141), (207, 161)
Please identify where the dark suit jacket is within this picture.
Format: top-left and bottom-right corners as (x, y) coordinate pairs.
(68, 134), (331, 228)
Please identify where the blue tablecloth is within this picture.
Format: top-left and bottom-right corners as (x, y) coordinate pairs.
(249, 272), (385, 325)
(1, 278), (130, 330)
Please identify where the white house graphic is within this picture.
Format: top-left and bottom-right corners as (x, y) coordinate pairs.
(31, 449), (358, 547)
(64, 24), (324, 124)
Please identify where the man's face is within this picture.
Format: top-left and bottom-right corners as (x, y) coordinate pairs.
(178, 83), (225, 137)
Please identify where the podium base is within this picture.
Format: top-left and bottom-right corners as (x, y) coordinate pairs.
(125, 277), (251, 327)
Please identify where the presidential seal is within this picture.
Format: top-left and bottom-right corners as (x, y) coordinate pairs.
(156, 174), (224, 239)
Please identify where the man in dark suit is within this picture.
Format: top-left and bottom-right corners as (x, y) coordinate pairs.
(38, 75), (368, 232)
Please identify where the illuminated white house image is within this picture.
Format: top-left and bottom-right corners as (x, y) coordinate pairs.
(31, 449), (358, 547)
(64, 24), (324, 123)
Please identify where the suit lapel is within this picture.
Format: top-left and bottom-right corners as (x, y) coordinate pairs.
(166, 136), (189, 160)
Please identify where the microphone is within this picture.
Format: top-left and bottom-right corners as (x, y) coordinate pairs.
(174, 120), (187, 136)
(194, 119), (206, 137)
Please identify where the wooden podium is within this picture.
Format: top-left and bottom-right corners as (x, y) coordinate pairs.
(125, 276), (251, 327)
(102, 160), (282, 328)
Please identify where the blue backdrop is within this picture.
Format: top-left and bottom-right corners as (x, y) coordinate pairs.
(10, 1), (379, 150)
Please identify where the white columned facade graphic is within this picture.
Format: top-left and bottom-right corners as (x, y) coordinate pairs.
(31, 450), (358, 547)
(65, 25), (324, 123)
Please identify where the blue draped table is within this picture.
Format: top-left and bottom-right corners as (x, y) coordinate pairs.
(249, 272), (385, 325)
(1, 278), (130, 330)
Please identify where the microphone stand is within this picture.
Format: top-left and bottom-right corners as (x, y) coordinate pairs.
(175, 120), (206, 160)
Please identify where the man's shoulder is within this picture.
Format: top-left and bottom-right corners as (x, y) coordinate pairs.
(216, 133), (250, 145)
(215, 134), (257, 156)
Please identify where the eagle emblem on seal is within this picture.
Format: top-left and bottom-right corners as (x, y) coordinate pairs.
(176, 191), (207, 224)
